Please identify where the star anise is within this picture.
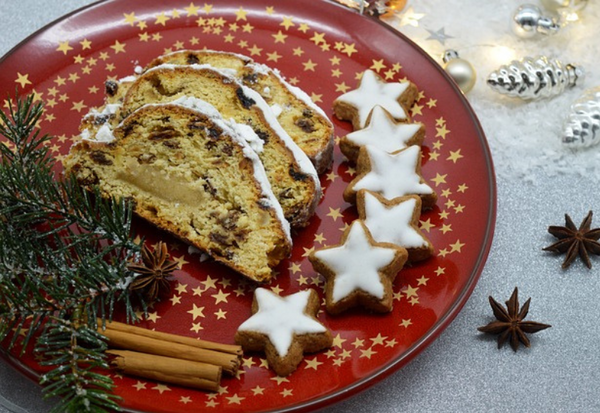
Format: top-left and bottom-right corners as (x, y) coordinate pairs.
(543, 211), (600, 269)
(478, 287), (551, 352)
(127, 241), (178, 303)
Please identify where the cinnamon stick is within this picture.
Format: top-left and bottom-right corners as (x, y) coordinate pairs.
(107, 350), (221, 392)
(98, 319), (242, 356)
(98, 327), (240, 375)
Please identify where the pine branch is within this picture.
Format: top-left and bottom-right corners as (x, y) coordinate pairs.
(0, 94), (147, 412)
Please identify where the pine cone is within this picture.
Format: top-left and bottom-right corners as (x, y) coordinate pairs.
(487, 56), (583, 100)
(562, 88), (600, 149)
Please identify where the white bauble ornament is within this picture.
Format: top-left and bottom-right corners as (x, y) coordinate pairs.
(442, 50), (476, 94)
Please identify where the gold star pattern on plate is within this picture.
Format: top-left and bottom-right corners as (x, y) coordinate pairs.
(187, 303), (205, 320)
(252, 385), (265, 395)
(184, 3), (200, 16)
(326, 207), (343, 222)
(152, 384), (171, 394)
(226, 394), (245, 404)
(280, 16), (294, 30)
(15, 73), (32, 88)
(450, 240), (465, 253)
(419, 218), (435, 232)
(132, 381), (146, 391)
(436, 124), (451, 139)
(56, 41), (73, 55)
(304, 357), (323, 370)
(154, 12), (170, 26)
(110, 40), (126, 54)
(359, 347), (377, 359)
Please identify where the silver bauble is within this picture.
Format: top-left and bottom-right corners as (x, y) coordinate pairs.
(511, 4), (560, 38)
(487, 56), (583, 100)
(442, 50), (476, 94)
(562, 87), (600, 149)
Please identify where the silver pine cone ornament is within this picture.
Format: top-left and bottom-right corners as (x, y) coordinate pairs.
(487, 56), (583, 100)
(562, 87), (600, 149)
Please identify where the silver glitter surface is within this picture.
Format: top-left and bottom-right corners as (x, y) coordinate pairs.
(2, 1), (600, 412)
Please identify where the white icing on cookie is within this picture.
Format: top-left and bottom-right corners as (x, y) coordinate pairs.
(345, 105), (421, 154)
(353, 145), (433, 199)
(336, 69), (411, 128)
(361, 192), (428, 248)
(313, 221), (397, 303)
(237, 288), (326, 357)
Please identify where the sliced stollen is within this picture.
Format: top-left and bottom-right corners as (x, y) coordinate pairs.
(145, 50), (335, 173)
(118, 64), (321, 228)
(63, 98), (292, 283)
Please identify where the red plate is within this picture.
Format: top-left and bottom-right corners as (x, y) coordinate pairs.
(0, 0), (496, 412)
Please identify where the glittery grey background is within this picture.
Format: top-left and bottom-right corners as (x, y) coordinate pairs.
(2, 1), (600, 412)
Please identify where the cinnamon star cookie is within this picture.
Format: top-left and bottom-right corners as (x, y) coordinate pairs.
(309, 220), (408, 314)
(235, 288), (332, 376)
(357, 190), (434, 263)
(340, 105), (425, 163)
(333, 69), (418, 130)
(344, 144), (437, 208)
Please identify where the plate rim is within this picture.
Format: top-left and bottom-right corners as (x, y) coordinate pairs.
(0, 0), (497, 412)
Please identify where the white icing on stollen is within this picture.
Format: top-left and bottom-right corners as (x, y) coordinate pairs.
(146, 63), (238, 80)
(94, 124), (116, 143)
(313, 220), (397, 303)
(159, 49), (252, 74)
(336, 69), (411, 128)
(88, 103), (121, 118)
(237, 288), (326, 357)
(361, 192), (427, 248)
(345, 105), (421, 154)
(169, 96), (264, 154)
(142, 64), (321, 193)
(119, 75), (137, 83)
(270, 103), (283, 118)
(258, 63), (332, 126)
(239, 85), (321, 189)
(353, 145), (433, 200)
(81, 124), (116, 143)
(81, 104), (122, 143)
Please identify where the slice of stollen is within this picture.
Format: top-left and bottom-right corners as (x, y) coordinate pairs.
(145, 50), (335, 174)
(119, 64), (320, 228)
(64, 98), (292, 283)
